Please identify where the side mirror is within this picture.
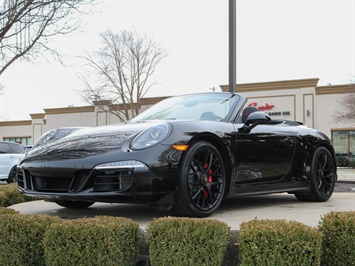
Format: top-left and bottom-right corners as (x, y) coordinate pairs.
(239, 111), (271, 133)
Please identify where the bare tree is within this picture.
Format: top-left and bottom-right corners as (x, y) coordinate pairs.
(332, 77), (354, 124)
(0, 0), (94, 75)
(79, 30), (167, 122)
(333, 92), (355, 124)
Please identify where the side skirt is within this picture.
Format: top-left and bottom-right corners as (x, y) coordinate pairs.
(231, 181), (310, 197)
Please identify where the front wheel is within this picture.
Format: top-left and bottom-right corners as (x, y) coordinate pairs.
(295, 147), (336, 202)
(55, 200), (95, 209)
(174, 141), (226, 217)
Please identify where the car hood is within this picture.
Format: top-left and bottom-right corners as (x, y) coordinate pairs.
(20, 122), (163, 162)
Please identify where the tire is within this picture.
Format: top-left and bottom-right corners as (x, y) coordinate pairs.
(174, 141), (226, 217)
(55, 200), (95, 209)
(7, 166), (17, 183)
(295, 147), (336, 202)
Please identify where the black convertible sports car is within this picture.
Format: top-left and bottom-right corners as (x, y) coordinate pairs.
(17, 92), (337, 217)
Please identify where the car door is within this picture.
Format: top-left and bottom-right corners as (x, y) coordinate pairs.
(0, 142), (24, 180)
(0, 142), (13, 179)
(233, 124), (296, 184)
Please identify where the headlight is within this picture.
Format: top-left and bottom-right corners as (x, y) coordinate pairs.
(130, 123), (171, 150)
(32, 129), (59, 148)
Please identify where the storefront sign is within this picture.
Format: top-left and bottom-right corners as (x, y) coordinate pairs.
(248, 102), (274, 111)
(248, 102), (291, 116)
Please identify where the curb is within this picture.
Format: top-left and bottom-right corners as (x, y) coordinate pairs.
(336, 180), (355, 184)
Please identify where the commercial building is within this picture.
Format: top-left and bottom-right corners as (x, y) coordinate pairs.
(1, 78), (354, 167)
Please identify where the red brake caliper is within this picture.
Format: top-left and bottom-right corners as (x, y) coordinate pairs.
(203, 163), (213, 197)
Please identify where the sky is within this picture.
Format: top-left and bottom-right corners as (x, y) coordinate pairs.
(0, 0), (354, 121)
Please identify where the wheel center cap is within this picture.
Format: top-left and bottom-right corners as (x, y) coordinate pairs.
(200, 172), (208, 184)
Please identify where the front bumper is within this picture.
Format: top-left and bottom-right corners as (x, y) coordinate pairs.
(17, 160), (178, 204)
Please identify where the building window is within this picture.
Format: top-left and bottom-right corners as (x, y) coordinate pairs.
(2, 137), (32, 146)
(332, 130), (355, 168)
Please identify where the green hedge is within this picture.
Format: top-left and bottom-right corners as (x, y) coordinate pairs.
(0, 183), (39, 207)
(146, 217), (231, 266)
(0, 214), (61, 266)
(0, 206), (19, 215)
(318, 211), (355, 266)
(0, 211), (353, 265)
(43, 216), (141, 266)
(240, 219), (322, 266)
(1, 184), (354, 266)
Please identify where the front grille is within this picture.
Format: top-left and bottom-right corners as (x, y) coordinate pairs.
(17, 167), (133, 193)
(33, 176), (73, 192)
(17, 169), (35, 190)
(17, 169), (90, 193)
(17, 170), (25, 189)
(93, 169), (133, 192)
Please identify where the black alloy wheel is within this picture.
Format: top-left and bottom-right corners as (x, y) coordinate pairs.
(174, 141), (226, 217)
(295, 146), (336, 202)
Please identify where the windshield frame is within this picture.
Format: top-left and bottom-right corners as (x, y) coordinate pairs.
(130, 92), (245, 123)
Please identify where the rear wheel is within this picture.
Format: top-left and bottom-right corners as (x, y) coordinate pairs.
(55, 200), (95, 209)
(174, 141), (226, 217)
(295, 147), (336, 202)
(7, 166), (17, 183)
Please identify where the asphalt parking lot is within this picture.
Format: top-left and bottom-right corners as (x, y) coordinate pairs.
(9, 180), (354, 230)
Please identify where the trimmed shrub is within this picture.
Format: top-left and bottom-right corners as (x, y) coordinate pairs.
(240, 219), (322, 266)
(0, 183), (26, 207)
(0, 214), (61, 266)
(318, 211), (355, 266)
(146, 217), (231, 266)
(0, 206), (19, 214)
(43, 216), (141, 266)
(0, 183), (39, 207)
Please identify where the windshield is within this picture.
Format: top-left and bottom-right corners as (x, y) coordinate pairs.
(131, 93), (239, 122)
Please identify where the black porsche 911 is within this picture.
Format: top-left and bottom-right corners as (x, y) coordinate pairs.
(17, 92), (337, 217)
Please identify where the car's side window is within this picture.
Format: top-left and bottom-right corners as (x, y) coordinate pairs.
(11, 144), (24, 154)
(0, 143), (11, 154)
